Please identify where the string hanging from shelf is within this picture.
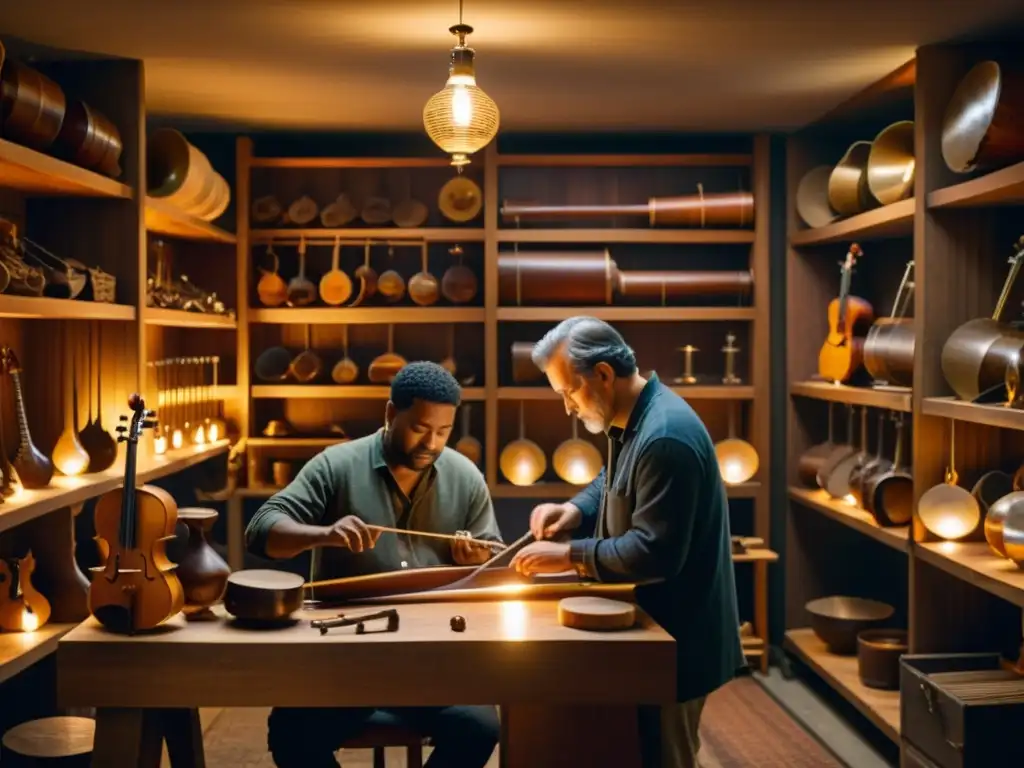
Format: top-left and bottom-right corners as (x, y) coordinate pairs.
(422, 0), (500, 169)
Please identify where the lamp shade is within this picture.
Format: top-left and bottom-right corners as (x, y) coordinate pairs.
(423, 24), (499, 167)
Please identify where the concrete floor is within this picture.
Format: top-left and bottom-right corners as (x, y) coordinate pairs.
(756, 668), (895, 768)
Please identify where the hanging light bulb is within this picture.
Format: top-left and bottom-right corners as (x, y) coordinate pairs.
(422, 2), (499, 168)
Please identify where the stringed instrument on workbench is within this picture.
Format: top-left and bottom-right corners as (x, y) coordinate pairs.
(0, 551), (52, 632)
(818, 244), (875, 383)
(88, 394), (184, 634)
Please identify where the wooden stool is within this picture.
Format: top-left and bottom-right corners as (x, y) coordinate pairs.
(341, 722), (428, 768)
(0, 716), (95, 767)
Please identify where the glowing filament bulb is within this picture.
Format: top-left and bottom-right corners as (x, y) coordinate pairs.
(451, 83), (473, 126)
(172, 430), (184, 450)
(207, 423), (220, 443)
(154, 434), (168, 455)
(193, 425), (206, 445)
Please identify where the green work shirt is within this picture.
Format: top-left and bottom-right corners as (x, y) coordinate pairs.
(245, 430), (503, 581)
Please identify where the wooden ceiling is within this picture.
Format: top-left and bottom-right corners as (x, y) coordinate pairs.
(1, 0), (1022, 131)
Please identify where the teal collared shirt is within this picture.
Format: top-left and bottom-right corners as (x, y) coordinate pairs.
(245, 430), (502, 581)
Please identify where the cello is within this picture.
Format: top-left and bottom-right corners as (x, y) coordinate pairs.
(818, 244), (875, 383)
(88, 394), (184, 634)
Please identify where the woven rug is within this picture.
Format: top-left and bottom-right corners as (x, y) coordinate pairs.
(199, 677), (840, 767)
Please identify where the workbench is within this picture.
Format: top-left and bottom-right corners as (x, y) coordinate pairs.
(57, 599), (676, 767)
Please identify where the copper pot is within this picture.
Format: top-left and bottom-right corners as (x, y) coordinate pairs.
(864, 319), (915, 388)
(942, 60), (1024, 174)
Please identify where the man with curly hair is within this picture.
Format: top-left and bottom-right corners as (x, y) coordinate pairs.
(246, 361), (502, 768)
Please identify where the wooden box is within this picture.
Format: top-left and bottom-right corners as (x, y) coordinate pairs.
(900, 653), (1024, 768)
(901, 740), (941, 768)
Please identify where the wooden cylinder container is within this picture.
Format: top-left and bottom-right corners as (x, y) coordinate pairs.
(617, 269), (753, 301)
(498, 252), (617, 306)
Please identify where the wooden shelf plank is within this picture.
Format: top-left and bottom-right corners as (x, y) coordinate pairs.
(250, 157), (456, 169)
(246, 438), (348, 448)
(0, 622), (77, 685)
(497, 229), (755, 244)
(491, 481), (761, 500)
(788, 487), (909, 551)
(249, 308), (485, 324)
(914, 541), (1024, 609)
(0, 440), (230, 535)
(145, 197), (237, 244)
(789, 198), (915, 247)
(790, 380), (912, 412)
(143, 308), (238, 330)
(498, 307), (755, 322)
(496, 154), (753, 167)
(922, 397), (1024, 431)
(0, 138), (132, 198)
(928, 161), (1024, 208)
(252, 385), (486, 400)
(498, 385), (756, 400)
(250, 228), (485, 243)
(733, 548), (779, 563)
(0, 296), (135, 322)
(784, 629), (900, 743)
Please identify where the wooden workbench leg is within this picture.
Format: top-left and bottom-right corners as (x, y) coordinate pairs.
(501, 705), (641, 768)
(162, 708), (206, 768)
(92, 708), (163, 768)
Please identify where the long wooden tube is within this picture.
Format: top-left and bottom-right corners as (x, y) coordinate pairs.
(498, 252), (617, 306)
(617, 269), (753, 299)
(500, 191), (755, 228)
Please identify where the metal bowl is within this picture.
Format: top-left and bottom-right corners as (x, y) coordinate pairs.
(867, 121), (916, 206)
(806, 596), (894, 655)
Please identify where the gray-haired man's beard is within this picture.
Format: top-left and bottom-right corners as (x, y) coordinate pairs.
(580, 416), (606, 435)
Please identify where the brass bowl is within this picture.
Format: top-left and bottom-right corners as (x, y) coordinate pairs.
(796, 165), (838, 228)
(867, 121), (916, 206)
(828, 141), (877, 217)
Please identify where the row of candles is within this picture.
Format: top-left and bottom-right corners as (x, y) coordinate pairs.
(147, 356), (227, 454)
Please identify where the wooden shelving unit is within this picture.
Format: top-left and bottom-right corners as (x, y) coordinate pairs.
(145, 197), (237, 244)
(0, 137), (132, 199)
(142, 308), (238, 329)
(790, 380), (912, 412)
(231, 140), (774, 671)
(784, 40), (1024, 758)
(789, 198), (914, 247)
(0, 47), (239, 687)
(784, 629), (901, 743)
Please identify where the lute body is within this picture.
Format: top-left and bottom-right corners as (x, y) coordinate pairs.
(1, 348), (54, 489)
(0, 551), (51, 632)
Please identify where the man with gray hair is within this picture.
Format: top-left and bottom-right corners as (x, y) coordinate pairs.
(509, 316), (744, 768)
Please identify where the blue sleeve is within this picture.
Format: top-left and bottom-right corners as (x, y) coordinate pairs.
(567, 438), (701, 582)
(568, 467), (605, 533)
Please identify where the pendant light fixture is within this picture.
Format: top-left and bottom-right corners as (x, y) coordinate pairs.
(422, 0), (499, 168)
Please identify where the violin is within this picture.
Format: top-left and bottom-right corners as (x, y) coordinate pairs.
(818, 244), (875, 383)
(0, 550), (52, 632)
(88, 394), (184, 634)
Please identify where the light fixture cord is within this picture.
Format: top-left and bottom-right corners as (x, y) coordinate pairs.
(459, 0), (463, 24)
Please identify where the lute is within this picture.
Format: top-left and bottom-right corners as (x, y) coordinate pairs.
(1, 347), (54, 489)
(817, 244), (875, 383)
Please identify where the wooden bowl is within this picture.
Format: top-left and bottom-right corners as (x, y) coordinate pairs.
(857, 628), (908, 690)
(224, 569), (304, 624)
(805, 596), (893, 655)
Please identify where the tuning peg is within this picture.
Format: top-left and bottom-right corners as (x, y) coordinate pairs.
(117, 436), (126, 443)
(145, 410), (156, 418)
(119, 415), (128, 421)
(142, 420), (158, 430)
(115, 426), (127, 434)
